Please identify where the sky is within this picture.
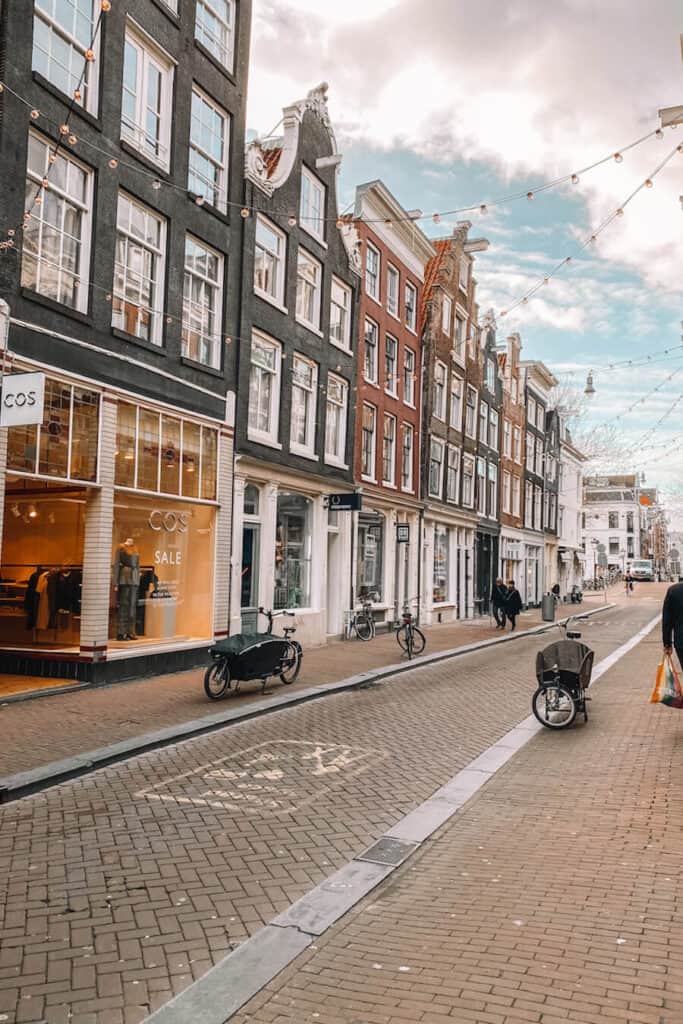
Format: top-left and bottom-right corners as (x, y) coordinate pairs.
(246, 0), (683, 517)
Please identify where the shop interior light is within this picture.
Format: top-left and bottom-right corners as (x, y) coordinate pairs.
(27, 504), (37, 518)
(124, 444), (135, 461)
(11, 503), (20, 518)
(186, 457), (195, 473)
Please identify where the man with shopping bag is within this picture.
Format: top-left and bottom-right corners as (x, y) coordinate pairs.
(662, 580), (683, 668)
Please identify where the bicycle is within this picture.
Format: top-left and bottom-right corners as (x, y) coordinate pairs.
(259, 607), (303, 682)
(346, 592), (377, 641)
(203, 607), (302, 700)
(531, 615), (593, 729)
(395, 599), (425, 659)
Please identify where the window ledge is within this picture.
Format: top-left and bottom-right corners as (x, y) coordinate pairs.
(400, 486), (415, 495)
(387, 309), (401, 323)
(382, 481), (397, 490)
(187, 191), (230, 224)
(32, 71), (102, 129)
(404, 401), (417, 410)
(329, 338), (352, 356)
(20, 287), (92, 324)
(180, 355), (224, 378)
(363, 379), (381, 390)
(361, 475), (377, 484)
(112, 326), (166, 354)
(299, 225), (328, 249)
(295, 317), (324, 338)
(120, 138), (171, 177)
(150, 0), (181, 24)
(385, 388), (399, 400)
(433, 601), (455, 609)
(254, 289), (288, 315)
(193, 38), (238, 83)
(247, 433), (283, 450)
(366, 293), (382, 309)
(324, 457), (348, 470)
(405, 324), (418, 337)
(290, 446), (319, 462)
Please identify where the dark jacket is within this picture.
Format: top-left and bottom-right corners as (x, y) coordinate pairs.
(662, 583), (683, 650)
(505, 587), (523, 616)
(491, 583), (507, 608)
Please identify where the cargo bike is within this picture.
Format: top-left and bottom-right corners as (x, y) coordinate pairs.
(204, 607), (303, 700)
(532, 617), (594, 729)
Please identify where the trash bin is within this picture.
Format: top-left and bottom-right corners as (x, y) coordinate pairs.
(541, 593), (556, 622)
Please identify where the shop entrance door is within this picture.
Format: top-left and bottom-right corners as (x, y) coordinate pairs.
(240, 524), (259, 614)
(326, 528), (342, 636)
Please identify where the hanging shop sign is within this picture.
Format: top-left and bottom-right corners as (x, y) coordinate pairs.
(327, 492), (362, 512)
(0, 372), (45, 427)
(396, 523), (410, 544)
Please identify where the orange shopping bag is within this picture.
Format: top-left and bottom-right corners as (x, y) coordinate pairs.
(649, 654), (683, 708)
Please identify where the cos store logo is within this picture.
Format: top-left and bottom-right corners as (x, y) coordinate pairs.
(148, 510), (190, 533)
(3, 388), (39, 409)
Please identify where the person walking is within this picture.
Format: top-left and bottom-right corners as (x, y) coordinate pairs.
(662, 580), (683, 669)
(490, 577), (507, 629)
(504, 579), (523, 631)
(624, 570), (634, 597)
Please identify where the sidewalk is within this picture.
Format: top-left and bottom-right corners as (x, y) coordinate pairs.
(229, 613), (681, 1024)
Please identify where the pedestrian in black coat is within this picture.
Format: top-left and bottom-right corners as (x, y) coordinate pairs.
(490, 577), (507, 629)
(505, 579), (523, 631)
(662, 582), (683, 668)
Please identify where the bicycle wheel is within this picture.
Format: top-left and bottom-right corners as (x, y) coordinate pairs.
(355, 613), (374, 641)
(532, 685), (576, 729)
(280, 641), (302, 684)
(411, 627), (426, 655)
(204, 660), (231, 700)
(396, 625), (410, 652)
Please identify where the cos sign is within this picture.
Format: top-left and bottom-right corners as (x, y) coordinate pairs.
(0, 372), (45, 427)
(148, 510), (189, 533)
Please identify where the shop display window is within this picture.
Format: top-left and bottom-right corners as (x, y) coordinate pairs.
(357, 513), (384, 601)
(274, 494), (311, 609)
(6, 377), (99, 483)
(110, 495), (215, 646)
(0, 491), (86, 648)
(433, 525), (450, 603)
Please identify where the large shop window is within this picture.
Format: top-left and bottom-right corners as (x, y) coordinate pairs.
(433, 524), (450, 604)
(357, 513), (384, 601)
(110, 496), (214, 645)
(6, 377), (99, 482)
(115, 402), (218, 501)
(274, 494), (311, 610)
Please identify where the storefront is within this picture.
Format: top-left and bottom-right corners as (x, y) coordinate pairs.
(474, 525), (500, 617)
(422, 508), (476, 625)
(500, 532), (523, 590)
(353, 492), (421, 631)
(0, 367), (233, 681)
(523, 540), (543, 607)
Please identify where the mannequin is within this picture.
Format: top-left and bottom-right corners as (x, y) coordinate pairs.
(113, 537), (140, 640)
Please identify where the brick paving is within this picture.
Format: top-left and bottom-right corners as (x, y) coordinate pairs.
(231, 599), (678, 1024)
(0, 595), (658, 1024)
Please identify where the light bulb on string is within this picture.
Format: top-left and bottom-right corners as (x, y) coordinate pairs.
(60, 124), (69, 135)
(432, 213), (440, 224)
(543, 277), (549, 285)
(645, 178), (653, 188)
(336, 219), (344, 229)
(152, 179), (161, 190)
(479, 204), (487, 215)
(288, 216), (296, 226)
(614, 152), (623, 162)
(240, 208), (250, 218)
(571, 174), (579, 184)
(85, 49), (95, 61)
(68, 134), (77, 145)
(194, 195), (204, 206)
(616, 207), (624, 217)
(101, 0), (111, 9)
(108, 158), (118, 169)
(655, 128), (664, 139)
(48, 152), (57, 164)
(0, 84), (4, 93)
(7, 229), (15, 238)
(41, 177), (49, 189)
(30, 109), (40, 120)
(73, 89), (81, 101)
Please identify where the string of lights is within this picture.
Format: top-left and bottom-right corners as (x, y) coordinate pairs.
(589, 363), (683, 431)
(622, 390), (683, 456)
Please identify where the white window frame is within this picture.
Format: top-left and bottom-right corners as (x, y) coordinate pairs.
(536, 403), (545, 431)
(403, 347), (416, 406)
(454, 314), (466, 363)
(290, 353), (318, 458)
(534, 485), (542, 530)
(295, 247), (322, 333)
(446, 445), (460, 504)
(182, 234), (223, 369)
(405, 280), (417, 333)
(528, 396), (536, 424)
(525, 483), (533, 528)
(476, 457), (486, 515)
(428, 437), (445, 498)
(121, 23), (174, 171)
(503, 470), (511, 514)
(382, 413), (397, 486)
(503, 419), (511, 458)
(300, 165), (326, 243)
(385, 334), (398, 396)
(433, 361), (447, 421)
(188, 84), (230, 212)
(195, 0), (236, 72)
(32, 0), (99, 114)
(512, 474), (521, 517)
(442, 294), (453, 335)
(462, 454), (475, 508)
(401, 422), (414, 492)
(361, 403), (377, 481)
(329, 276), (352, 351)
(488, 462), (498, 518)
(365, 242), (380, 302)
(479, 400), (489, 444)
(489, 408), (499, 451)
(465, 386), (478, 438)
(112, 191), (167, 346)
(324, 373), (348, 467)
(526, 434), (534, 471)
(364, 318), (379, 385)
(254, 214), (286, 308)
(513, 425), (522, 464)
(386, 263), (400, 319)
(248, 331), (282, 446)
(450, 376), (463, 430)
(23, 130), (93, 313)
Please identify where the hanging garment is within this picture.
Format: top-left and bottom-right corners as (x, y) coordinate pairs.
(24, 567), (43, 629)
(35, 571), (50, 630)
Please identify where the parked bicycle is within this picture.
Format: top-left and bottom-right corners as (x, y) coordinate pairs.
(395, 599), (425, 660)
(204, 607), (303, 700)
(346, 592), (378, 641)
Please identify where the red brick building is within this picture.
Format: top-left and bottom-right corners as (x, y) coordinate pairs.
(352, 181), (434, 625)
(498, 332), (527, 583)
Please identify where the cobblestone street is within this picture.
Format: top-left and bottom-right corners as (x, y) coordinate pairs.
(0, 591), (662, 1023)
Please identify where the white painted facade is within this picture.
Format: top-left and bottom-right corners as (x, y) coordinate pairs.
(557, 426), (586, 593)
(581, 476), (642, 578)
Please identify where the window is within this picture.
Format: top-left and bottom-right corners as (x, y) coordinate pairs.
(512, 475), (521, 517)
(254, 216), (286, 306)
(433, 362), (447, 420)
(608, 511), (619, 529)
(403, 348), (416, 405)
(525, 485), (533, 528)
(462, 455), (475, 507)
(534, 485), (542, 529)
(357, 513), (384, 601)
(446, 446), (460, 503)
(195, 0), (236, 71)
(479, 400), (489, 444)
(513, 426), (522, 463)
(325, 374), (348, 465)
(7, 377), (99, 482)
(503, 471), (511, 513)
(188, 87), (230, 211)
(385, 335), (398, 395)
(489, 408), (499, 450)
(454, 315), (466, 361)
(429, 438), (444, 497)
(382, 414), (396, 485)
(182, 235), (223, 368)
(22, 132), (93, 312)
(626, 512), (634, 533)
(364, 319), (379, 384)
(295, 248), (322, 331)
(433, 525), (449, 603)
(476, 457), (486, 515)
(275, 494), (312, 610)
(459, 256), (470, 292)
(503, 419), (511, 458)
(401, 423), (414, 491)
(526, 434), (534, 471)
(300, 166), (325, 242)
(290, 355), (318, 456)
(536, 403), (545, 431)
(609, 536), (620, 556)
(528, 396), (536, 424)
(330, 277), (351, 350)
(450, 377), (463, 430)
(405, 281), (417, 331)
(442, 294), (452, 335)
(33, 0), (97, 113)
(549, 493), (557, 531)
(486, 359), (496, 392)
(535, 443), (543, 477)
(487, 463), (497, 517)
(387, 264), (399, 317)
(121, 25), (173, 169)
(465, 387), (477, 437)
(112, 193), (166, 345)
(365, 242), (380, 301)
(361, 404), (377, 479)
(248, 332), (281, 443)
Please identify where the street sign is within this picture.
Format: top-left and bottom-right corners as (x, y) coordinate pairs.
(0, 372), (45, 427)
(327, 492), (362, 512)
(396, 523), (410, 544)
